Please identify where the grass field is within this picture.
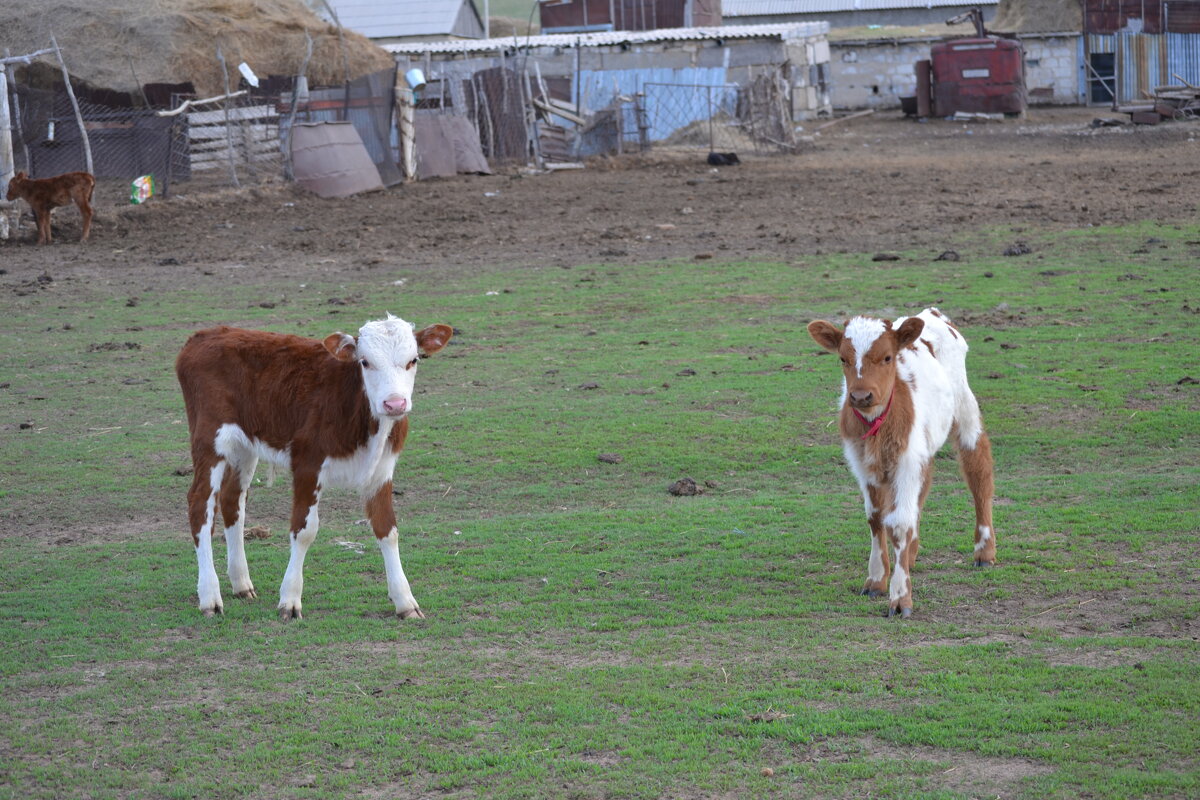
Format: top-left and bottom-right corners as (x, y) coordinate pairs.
(1, 221), (1198, 799)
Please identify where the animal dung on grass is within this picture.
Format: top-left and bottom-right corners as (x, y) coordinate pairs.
(806, 307), (997, 618)
(668, 477), (701, 496)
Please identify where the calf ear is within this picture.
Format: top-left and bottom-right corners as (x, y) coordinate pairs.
(894, 317), (925, 349)
(323, 332), (358, 362)
(416, 324), (453, 356)
(807, 320), (843, 353)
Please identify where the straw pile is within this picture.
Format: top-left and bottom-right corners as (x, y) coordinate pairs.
(0, 0), (394, 96)
(989, 0), (1082, 33)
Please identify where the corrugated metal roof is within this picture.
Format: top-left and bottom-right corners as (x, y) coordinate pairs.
(313, 0), (480, 39)
(383, 21), (830, 54)
(724, 0), (996, 15)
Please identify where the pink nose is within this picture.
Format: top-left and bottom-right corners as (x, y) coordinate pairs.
(382, 396), (408, 416)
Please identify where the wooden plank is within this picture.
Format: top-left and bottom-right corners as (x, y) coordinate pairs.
(187, 104), (277, 125)
(814, 108), (875, 131)
(189, 125), (277, 144)
(533, 98), (586, 126)
(1130, 111), (1162, 125)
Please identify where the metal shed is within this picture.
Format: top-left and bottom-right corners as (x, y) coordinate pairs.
(308, 0), (486, 44)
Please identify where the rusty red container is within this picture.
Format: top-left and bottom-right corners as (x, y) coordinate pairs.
(930, 37), (1027, 116)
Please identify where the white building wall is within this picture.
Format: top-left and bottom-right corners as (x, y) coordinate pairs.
(829, 33), (1081, 110)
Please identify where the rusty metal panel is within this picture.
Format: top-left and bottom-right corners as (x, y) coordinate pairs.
(1116, 32), (1169, 102)
(291, 121), (384, 198)
(930, 37), (1026, 115)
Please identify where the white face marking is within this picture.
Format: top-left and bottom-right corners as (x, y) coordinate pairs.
(844, 317), (887, 378)
(355, 315), (422, 418)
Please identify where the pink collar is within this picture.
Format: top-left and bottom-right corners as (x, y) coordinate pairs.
(850, 388), (894, 439)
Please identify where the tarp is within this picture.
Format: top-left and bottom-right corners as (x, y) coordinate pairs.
(414, 114), (492, 179)
(290, 121), (384, 198)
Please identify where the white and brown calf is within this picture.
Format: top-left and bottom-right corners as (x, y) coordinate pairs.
(808, 308), (996, 618)
(176, 315), (453, 620)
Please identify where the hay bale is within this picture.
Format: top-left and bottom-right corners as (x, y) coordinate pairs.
(0, 0), (394, 97)
(989, 0), (1082, 33)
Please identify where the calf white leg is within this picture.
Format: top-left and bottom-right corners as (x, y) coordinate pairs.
(882, 455), (926, 618)
(279, 488), (321, 620)
(194, 461), (226, 616)
(379, 529), (424, 619)
(222, 457), (258, 599)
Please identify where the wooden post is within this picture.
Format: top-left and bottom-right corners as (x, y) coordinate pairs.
(394, 68), (416, 182)
(3, 49), (30, 174)
(284, 31), (314, 182)
(50, 33), (92, 174)
(0, 69), (12, 239)
(215, 45), (241, 188)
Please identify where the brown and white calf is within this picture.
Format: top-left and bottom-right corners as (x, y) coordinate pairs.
(808, 308), (996, 618)
(176, 315), (453, 619)
(5, 170), (95, 244)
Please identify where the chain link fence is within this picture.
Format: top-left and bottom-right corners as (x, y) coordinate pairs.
(3, 67), (402, 201)
(643, 75), (799, 155)
(3, 52), (803, 223)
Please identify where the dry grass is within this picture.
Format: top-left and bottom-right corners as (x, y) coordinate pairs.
(0, 0), (393, 96)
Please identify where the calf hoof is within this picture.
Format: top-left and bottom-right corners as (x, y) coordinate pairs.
(201, 605), (223, 618)
(278, 605), (303, 621)
(886, 606), (913, 619)
(398, 606), (426, 620)
(860, 588), (887, 599)
(234, 588), (258, 600)
(973, 559), (995, 568)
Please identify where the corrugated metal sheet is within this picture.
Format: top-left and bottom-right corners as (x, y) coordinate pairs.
(1087, 31), (1200, 102)
(1166, 33), (1200, 84)
(724, 0), (996, 14)
(315, 0), (481, 40)
(384, 21), (830, 54)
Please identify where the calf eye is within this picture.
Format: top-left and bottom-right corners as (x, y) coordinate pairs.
(405, 358), (419, 370)
(884, 356), (892, 363)
(360, 359), (371, 369)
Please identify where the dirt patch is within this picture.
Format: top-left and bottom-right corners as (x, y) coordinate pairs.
(3, 108), (1197, 298)
(3, 107), (1198, 547)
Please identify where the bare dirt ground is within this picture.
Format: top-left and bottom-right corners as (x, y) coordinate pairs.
(3, 107), (1198, 290)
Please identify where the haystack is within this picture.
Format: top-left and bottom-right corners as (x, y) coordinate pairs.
(0, 0), (395, 98)
(989, 0), (1082, 33)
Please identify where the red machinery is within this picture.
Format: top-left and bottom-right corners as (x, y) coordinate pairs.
(914, 9), (1028, 117)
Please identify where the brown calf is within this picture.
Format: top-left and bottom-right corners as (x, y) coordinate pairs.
(5, 170), (95, 244)
(808, 307), (996, 618)
(176, 315), (453, 620)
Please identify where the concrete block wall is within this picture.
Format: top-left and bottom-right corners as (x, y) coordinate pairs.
(829, 33), (1081, 110)
(828, 39), (930, 109)
(1019, 36), (1080, 105)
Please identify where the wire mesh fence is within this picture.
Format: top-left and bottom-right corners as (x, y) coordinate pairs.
(3, 67), (401, 199)
(643, 77), (799, 155)
(3, 47), (804, 217)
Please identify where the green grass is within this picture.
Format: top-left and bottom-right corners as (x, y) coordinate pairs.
(1, 220), (1198, 799)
